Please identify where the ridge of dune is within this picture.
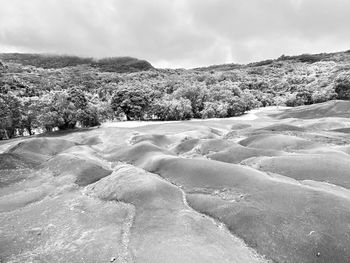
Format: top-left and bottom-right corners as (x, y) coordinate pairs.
(1, 102), (350, 262)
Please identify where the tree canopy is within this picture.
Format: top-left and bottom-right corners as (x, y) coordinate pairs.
(1, 50), (350, 139)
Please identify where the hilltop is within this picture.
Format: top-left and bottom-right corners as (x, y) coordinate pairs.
(0, 53), (154, 73)
(194, 49), (350, 71)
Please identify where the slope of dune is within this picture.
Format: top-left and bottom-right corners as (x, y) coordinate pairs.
(207, 143), (283, 164)
(331, 127), (350, 133)
(245, 153), (350, 189)
(239, 133), (320, 151)
(275, 100), (350, 119)
(0, 153), (38, 170)
(1, 103), (350, 262)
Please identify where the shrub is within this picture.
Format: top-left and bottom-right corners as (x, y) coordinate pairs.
(151, 97), (192, 121)
(334, 74), (350, 100)
(77, 105), (101, 127)
(110, 85), (151, 120)
(226, 96), (248, 116)
(201, 102), (228, 118)
(0, 93), (21, 139)
(173, 84), (208, 118)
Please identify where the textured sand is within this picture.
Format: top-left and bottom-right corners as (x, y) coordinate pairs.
(1, 101), (350, 262)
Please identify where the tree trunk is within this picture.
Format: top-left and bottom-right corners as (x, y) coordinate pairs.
(27, 127), (33, 136)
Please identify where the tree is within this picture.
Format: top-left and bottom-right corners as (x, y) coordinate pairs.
(0, 93), (21, 139)
(201, 102), (228, 118)
(19, 97), (41, 135)
(334, 74), (350, 100)
(240, 90), (261, 111)
(151, 97), (192, 120)
(67, 86), (88, 109)
(110, 85), (151, 120)
(226, 96), (247, 117)
(0, 61), (6, 75)
(173, 83), (208, 118)
(77, 104), (101, 127)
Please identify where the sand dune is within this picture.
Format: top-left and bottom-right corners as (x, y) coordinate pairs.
(86, 165), (268, 263)
(257, 123), (305, 132)
(275, 100), (350, 119)
(0, 153), (38, 170)
(246, 153), (350, 189)
(208, 143), (283, 164)
(239, 133), (320, 151)
(1, 103), (350, 262)
(331, 127), (350, 133)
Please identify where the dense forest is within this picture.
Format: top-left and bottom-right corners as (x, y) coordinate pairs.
(1, 51), (350, 139)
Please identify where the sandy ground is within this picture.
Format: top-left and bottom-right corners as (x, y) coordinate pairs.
(1, 101), (350, 263)
(101, 106), (290, 128)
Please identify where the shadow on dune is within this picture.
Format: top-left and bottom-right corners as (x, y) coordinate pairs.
(273, 100), (350, 119)
(2, 103), (350, 263)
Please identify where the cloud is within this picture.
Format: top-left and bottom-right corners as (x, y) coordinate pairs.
(0, 0), (349, 68)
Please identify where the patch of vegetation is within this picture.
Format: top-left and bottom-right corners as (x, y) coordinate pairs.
(0, 49), (349, 139)
(334, 73), (350, 100)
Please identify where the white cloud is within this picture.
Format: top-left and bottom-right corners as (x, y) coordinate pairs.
(0, 0), (349, 68)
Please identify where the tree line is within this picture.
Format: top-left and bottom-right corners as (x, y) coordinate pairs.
(1, 57), (349, 139)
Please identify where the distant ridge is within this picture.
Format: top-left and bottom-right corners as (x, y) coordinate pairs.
(193, 49), (350, 71)
(0, 53), (154, 73)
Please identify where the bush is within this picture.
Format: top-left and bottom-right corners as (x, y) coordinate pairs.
(110, 85), (151, 120)
(173, 84), (208, 118)
(201, 102), (228, 118)
(0, 93), (21, 139)
(19, 97), (41, 135)
(151, 97), (192, 121)
(77, 105), (101, 127)
(226, 96), (248, 116)
(334, 74), (350, 100)
(37, 90), (100, 131)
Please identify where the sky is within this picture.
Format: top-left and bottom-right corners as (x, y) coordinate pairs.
(0, 0), (349, 68)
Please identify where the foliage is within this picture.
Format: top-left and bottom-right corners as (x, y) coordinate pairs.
(0, 93), (21, 139)
(77, 105), (101, 127)
(201, 102), (228, 118)
(151, 97), (192, 120)
(334, 73), (350, 100)
(19, 97), (41, 135)
(1, 50), (350, 138)
(110, 85), (152, 120)
(173, 83), (208, 118)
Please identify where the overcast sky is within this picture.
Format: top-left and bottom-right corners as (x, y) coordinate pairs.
(0, 0), (349, 68)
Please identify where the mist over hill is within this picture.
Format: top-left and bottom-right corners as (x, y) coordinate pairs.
(0, 53), (154, 73)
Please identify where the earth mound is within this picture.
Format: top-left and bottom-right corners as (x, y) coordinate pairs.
(275, 100), (350, 119)
(0, 153), (38, 170)
(246, 154), (350, 189)
(331, 127), (350, 133)
(208, 143), (283, 164)
(42, 153), (112, 186)
(85, 164), (267, 263)
(257, 123), (305, 132)
(1, 104), (350, 262)
(7, 138), (77, 164)
(239, 134), (319, 151)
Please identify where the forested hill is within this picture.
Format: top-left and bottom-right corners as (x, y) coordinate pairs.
(0, 53), (154, 73)
(194, 50), (350, 71)
(0, 50), (350, 139)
